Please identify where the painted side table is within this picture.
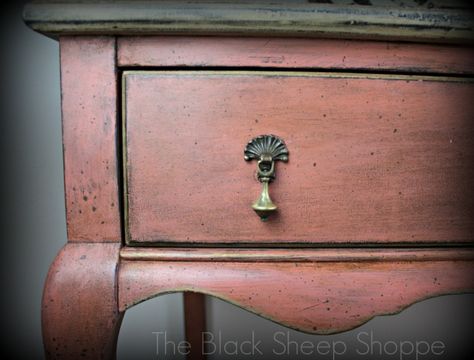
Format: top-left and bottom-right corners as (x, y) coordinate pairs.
(23, 1), (474, 358)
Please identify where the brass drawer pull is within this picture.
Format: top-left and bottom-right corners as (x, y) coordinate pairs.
(244, 135), (289, 221)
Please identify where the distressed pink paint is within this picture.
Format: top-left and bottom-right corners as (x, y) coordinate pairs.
(118, 36), (474, 74)
(119, 257), (474, 334)
(39, 33), (474, 359)
(42, 243), (123, 358)
(60, 36), (121, 242)
(125, 72), (474, 244)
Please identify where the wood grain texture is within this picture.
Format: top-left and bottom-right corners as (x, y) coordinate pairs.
(124, 71), (474, 245)
(118, 37), (474, 75)
(42, 243), (123, 359)
(60, 36), (121, 242)
(23, 1), (474, 44)
(119, 257), (474, 334)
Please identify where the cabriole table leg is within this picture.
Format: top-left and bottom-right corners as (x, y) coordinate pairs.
(42, 243), (124, 359)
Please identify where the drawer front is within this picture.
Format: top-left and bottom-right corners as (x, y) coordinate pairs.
(123, 71), (474, 245)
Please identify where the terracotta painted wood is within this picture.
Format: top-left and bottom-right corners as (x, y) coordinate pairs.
(184, 292), (207, 360)
(120, 247), (474, 263)
(36, 27), (474, 359)
(42, 243), (123, 359)
(118, 37), (474, 75)
(119, 256), (474, 334)
(60, 36), (121, 242)
(124, 71), (474, 245)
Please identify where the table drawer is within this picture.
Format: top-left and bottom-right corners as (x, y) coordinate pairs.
(123, 71), (474, 245)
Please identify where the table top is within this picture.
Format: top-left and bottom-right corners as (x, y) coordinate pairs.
(23, 0), (474, 44)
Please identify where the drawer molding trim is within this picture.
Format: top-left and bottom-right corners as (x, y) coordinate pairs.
(120, 247), (474, 263)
